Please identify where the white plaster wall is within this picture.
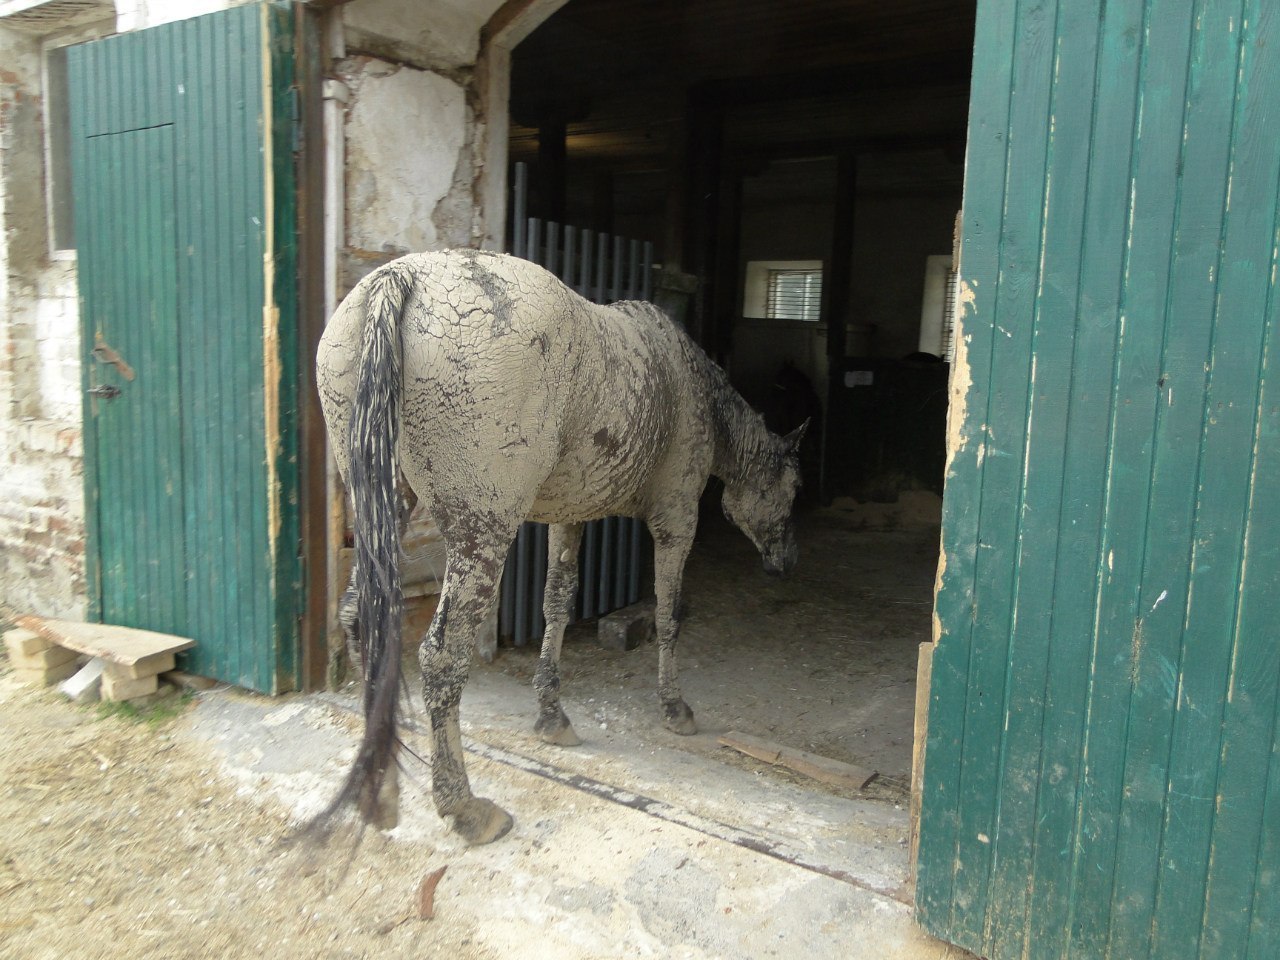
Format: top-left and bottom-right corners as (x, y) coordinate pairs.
(342, 60), (468, 257)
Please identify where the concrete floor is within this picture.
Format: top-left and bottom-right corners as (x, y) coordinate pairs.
(189, 683), (964, 959)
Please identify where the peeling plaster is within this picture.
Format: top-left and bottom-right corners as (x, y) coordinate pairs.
(342, 60), (467, 258)
(930, 277), (977, 647)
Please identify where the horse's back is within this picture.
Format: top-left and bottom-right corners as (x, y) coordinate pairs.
(317, 250), (711, 525)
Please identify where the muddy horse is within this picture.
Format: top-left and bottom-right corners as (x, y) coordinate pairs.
(316, 250), (805, 844)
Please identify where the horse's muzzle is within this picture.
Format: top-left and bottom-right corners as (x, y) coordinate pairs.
(762, 542), (798, 578)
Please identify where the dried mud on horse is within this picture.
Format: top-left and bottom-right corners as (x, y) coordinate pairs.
(315, 250), (805, 844)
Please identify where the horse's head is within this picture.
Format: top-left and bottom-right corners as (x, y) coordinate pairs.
(722, 419), (808, 577)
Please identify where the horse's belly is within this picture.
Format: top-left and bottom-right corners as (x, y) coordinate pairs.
(527, 447), (650, 524)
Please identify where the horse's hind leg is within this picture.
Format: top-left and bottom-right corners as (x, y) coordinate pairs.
(420, 529), (514, 845)
(533, 523), (585, 746)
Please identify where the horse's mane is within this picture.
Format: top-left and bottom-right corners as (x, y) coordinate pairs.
(607, 299), (780, 486)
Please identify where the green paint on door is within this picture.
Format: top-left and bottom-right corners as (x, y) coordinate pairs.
(69, 3), (302, 694)
(917, 1), (1280, 958)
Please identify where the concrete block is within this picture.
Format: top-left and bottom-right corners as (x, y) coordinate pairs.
(104, 652), (175, 681)
(100, 671), (158, 702)
(10, 643), (79, 671)
(59, 657), (106, 703)
(4, 627), (49, 658)
(15, 659), (82, 687)
(597, 599), (656, 651)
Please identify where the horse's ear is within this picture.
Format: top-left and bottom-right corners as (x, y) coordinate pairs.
(782, 418), (810, 453)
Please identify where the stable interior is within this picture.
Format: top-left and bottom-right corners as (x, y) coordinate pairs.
(419, 0), (974, 848)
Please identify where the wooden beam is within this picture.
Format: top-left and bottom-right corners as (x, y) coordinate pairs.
(910, 640), (936, 886)
(718, 731), (878, 792)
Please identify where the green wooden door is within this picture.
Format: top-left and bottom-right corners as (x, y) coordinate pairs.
(70, 3), (303, 693)
(79, 125), (186, 637)
(917, 1), (1280, 958)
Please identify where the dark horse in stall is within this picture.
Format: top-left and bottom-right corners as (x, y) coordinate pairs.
(315, 250), (805, 844)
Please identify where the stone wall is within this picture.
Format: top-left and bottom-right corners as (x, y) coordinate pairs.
(0, 21), (88, 618)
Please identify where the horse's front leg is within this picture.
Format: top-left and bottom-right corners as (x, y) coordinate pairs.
(649, 524), (698, 735)
(534, 523), (585, 745)
(419, 534), (513, 845)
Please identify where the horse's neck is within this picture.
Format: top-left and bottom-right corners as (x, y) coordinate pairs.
(706, 368), (770, 486)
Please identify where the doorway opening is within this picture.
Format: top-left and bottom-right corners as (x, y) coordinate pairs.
(482, 0), (977, 887)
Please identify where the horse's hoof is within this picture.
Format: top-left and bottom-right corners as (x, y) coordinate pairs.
(451, 797), (513, 846)
(535, 720), (583, 747)
(662, 699), (698, 736)
(535, 709), (583, 747)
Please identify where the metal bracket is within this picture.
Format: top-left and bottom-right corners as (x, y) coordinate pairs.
(91, 333), (136, 381)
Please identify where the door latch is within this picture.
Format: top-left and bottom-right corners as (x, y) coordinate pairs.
(88, 384), (122, 401)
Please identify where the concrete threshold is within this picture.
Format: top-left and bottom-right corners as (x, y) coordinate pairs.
(187, 684), (964, 959)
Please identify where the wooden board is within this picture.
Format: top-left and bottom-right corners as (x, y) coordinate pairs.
(19, 616), (194, 667)
(718, 731), (877, 792)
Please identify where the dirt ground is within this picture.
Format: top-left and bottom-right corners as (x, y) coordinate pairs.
(0, 672), (483, 960)
(479, 503), (941, 795)
(0, 505), (947, 960)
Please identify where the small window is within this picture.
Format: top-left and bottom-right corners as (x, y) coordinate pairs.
(39, 21), (113, 258)
(44, 42), (75, 254)
(917, 254), (959, 361)
(742, 259), (824, 321)
(766, 268), (823, 321)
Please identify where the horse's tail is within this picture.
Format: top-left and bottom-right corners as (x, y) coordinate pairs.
(315, 262), (413, 829)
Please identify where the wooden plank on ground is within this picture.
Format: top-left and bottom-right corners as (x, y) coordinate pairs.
(17, 616), (194, 666)
(718, 731), (877, 792)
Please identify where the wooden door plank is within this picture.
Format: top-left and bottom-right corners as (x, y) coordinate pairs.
(1107, 2), (1243, 954)
(1194, 4), (1280, 957)
(949, 0), (1059, 950)
(1063, 2), (1197, 953)
(1025, 1), (1146, 954)
(915, 0), (1019, 942)
(984, 2), (1104, 955)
